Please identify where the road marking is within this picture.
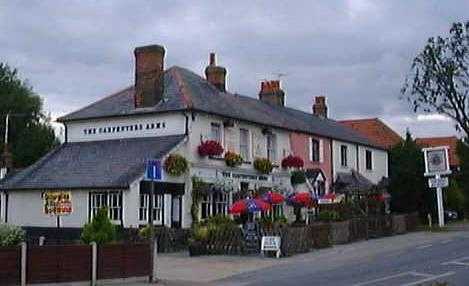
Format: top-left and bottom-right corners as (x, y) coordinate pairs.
(400, 271), (455, 286)
(442, 256), (469, 266)
(407, 271), (433, 277)
(352, 272), (414, 286)
(441, 239), (452, 244)
(416, 244), (432, 249)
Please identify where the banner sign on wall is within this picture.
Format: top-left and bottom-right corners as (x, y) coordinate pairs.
(43, 191), (73, 216)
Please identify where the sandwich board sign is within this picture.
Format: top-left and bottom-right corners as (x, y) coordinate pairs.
(261, 236), (281, 258)
(422, 146), (451, 227)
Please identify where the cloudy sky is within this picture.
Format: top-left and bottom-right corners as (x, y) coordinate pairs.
(1, 1), (468, 138)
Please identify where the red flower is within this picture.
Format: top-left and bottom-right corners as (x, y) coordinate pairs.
(281, 155), (304, 169)
(198, 140), (224, 157)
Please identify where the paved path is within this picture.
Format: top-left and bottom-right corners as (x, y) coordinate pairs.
(139, 230), (469, 285)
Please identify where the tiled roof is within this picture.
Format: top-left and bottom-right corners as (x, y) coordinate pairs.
(339, 118), (402, 150)
(416, 136), (460, 167)
(58, 66), (382, 149)
(0, 135), (185, 190)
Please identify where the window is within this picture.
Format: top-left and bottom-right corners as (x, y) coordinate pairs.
(200, 193), (229, 220)
(90, 191), (122, 222)
(239, 129), (250, 161)
(366, 150), (373, 170)
(139, 194), (163, 224)
(310, 138), (320, 162)
(210, 123), (222, 143)
(266, 133), (277, 162)
(340, 145), (348, 167)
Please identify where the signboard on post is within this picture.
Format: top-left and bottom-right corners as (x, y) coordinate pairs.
(261, 236), (281, 258)
(422, 146), (451, 228)
(43, 191), (72, 216)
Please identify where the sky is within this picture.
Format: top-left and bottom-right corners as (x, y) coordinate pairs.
(1, 1), (468, 138)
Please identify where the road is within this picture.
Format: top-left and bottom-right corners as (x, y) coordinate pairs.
(217, 231), (469, 286)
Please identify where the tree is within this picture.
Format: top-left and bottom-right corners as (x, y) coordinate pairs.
(0, 63), (58, 168)
(388, 132), (433, 216)
(402, 21), (469, 137)
(81, 208), (117, 244)
(456, 139), (469, 214)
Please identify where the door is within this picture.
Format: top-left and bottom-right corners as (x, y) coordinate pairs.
(171, 195), (182, 228)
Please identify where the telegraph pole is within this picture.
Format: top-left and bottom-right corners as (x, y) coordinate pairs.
(0, 113), (10, 179)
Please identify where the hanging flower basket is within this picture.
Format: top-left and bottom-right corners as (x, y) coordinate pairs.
(164, 154), (188, 177)
(253, 158), (273, 174)
(198, 140), (224, 157)
(281, 155), (304, 169)
(224, 151), (243, 167)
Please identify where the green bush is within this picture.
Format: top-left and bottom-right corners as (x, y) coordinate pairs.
(0, 223), (25, 247)
(446, 180), (465, 216)
(138, 224), (155, 240)
(290, 170), (306, 186)
(191, 215), (237, 242)
(318, 210), (342, 222)
(81, 208), (117, 244)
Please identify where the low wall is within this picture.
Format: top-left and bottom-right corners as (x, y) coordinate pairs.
(349, 217), (368, 242)
(0, 246), (21, 285)
(392, 214), (407, 234)
(329, 220), (350, 244)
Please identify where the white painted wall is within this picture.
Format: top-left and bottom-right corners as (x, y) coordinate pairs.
(358, 146), (388, 184)
(332, 140), (388, 184)
(0, 192), (6, 223)
(66, 113), (186, 142)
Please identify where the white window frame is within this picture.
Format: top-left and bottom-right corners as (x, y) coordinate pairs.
(210, 122), (222, 143)
(139, 193), (163, 225)
(139, 194), (149, 222)
(199, 193), (229, 220)
(365, 149), (373, 170)
(89, 191), (123, 224)
(239, 128), (250, 161)
(266, 133), (277, 162)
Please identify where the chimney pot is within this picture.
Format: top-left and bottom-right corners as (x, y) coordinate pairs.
(205, 52), (227, 92)
(313, 96), (328, 118)
(134, 44), (166, 108)
(259, 80), (285, 106)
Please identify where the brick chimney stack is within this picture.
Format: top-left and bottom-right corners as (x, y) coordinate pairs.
(205, 53), (227, 92)
(259, 80), (285, 106)
(313, 96), (328, 118)
(134, 44), (166, 108)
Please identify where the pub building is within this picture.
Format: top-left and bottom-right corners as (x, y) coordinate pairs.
(0, 44), (387, 233)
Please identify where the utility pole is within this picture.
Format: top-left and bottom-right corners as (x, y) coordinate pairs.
(1, 113), (10, 179)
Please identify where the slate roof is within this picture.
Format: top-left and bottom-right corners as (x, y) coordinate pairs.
(416, 136), (460, 167)
(339, 118), (402, 150)
(332, 170), (375, 194)
(58, 66), (382, 149)
(0, 135), (185, 190)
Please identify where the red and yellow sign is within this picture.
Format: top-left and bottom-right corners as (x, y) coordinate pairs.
(43, 191), (73, 216)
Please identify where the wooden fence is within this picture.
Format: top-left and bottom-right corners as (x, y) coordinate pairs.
(0, 246), (21, 285)
(0, 242), (153, 285)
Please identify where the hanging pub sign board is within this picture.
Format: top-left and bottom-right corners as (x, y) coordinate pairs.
(145, 159), (163, 181)
(423, 146), (451, 177)
(43, 191), (73, 216)
(261, 236), (281, 258)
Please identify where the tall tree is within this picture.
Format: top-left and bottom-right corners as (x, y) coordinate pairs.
(456, 139), (469, 213)
(402, 21), (469, 137)
(388, 132), (433, 216)
(0, 63), (58, 168)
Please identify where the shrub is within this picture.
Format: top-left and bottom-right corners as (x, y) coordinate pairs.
(281, 155), (304, 169)
(81, 208), (117, 244)
(0, 223), (25, 247)
(290, 170), (306, 186)
(164, 154), (188, 176)
(138, 224), (155, 240)
(198, 140), (224, 157)
(224, 151), (243, 167)
(191, 215), (237, 242)
(254, 158), (273, 174)
(318, 210), (342, 222)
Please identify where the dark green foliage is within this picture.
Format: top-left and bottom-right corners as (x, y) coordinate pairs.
(388, 132), (433, 217)
(81, 208), (117, 244)
(317, 210), (342, 222)
(402, 21), (469, 136)
(290, 170), (306, 186)
(445, 180), (465, 216)
(0, 63), (58, 167)
(456, 139), (469, 214)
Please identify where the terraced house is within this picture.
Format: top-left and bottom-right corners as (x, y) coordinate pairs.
(0, 44), (388, 231)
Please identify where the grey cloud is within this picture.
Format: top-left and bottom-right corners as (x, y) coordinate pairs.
(1, 0), (468, 137)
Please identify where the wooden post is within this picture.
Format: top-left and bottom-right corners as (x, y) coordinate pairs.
(21, 242), (26, 286)
(90, 242), (97, 286)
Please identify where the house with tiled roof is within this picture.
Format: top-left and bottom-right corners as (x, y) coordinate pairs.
(339, 118), (402, 150)
(0, 44), (388, 230)
(416, 136), (460, 171)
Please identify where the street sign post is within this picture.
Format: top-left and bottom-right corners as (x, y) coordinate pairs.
(422, 146), (451, 228)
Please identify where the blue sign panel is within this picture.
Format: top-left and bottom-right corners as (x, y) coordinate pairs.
(145, 160), (162, 181)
